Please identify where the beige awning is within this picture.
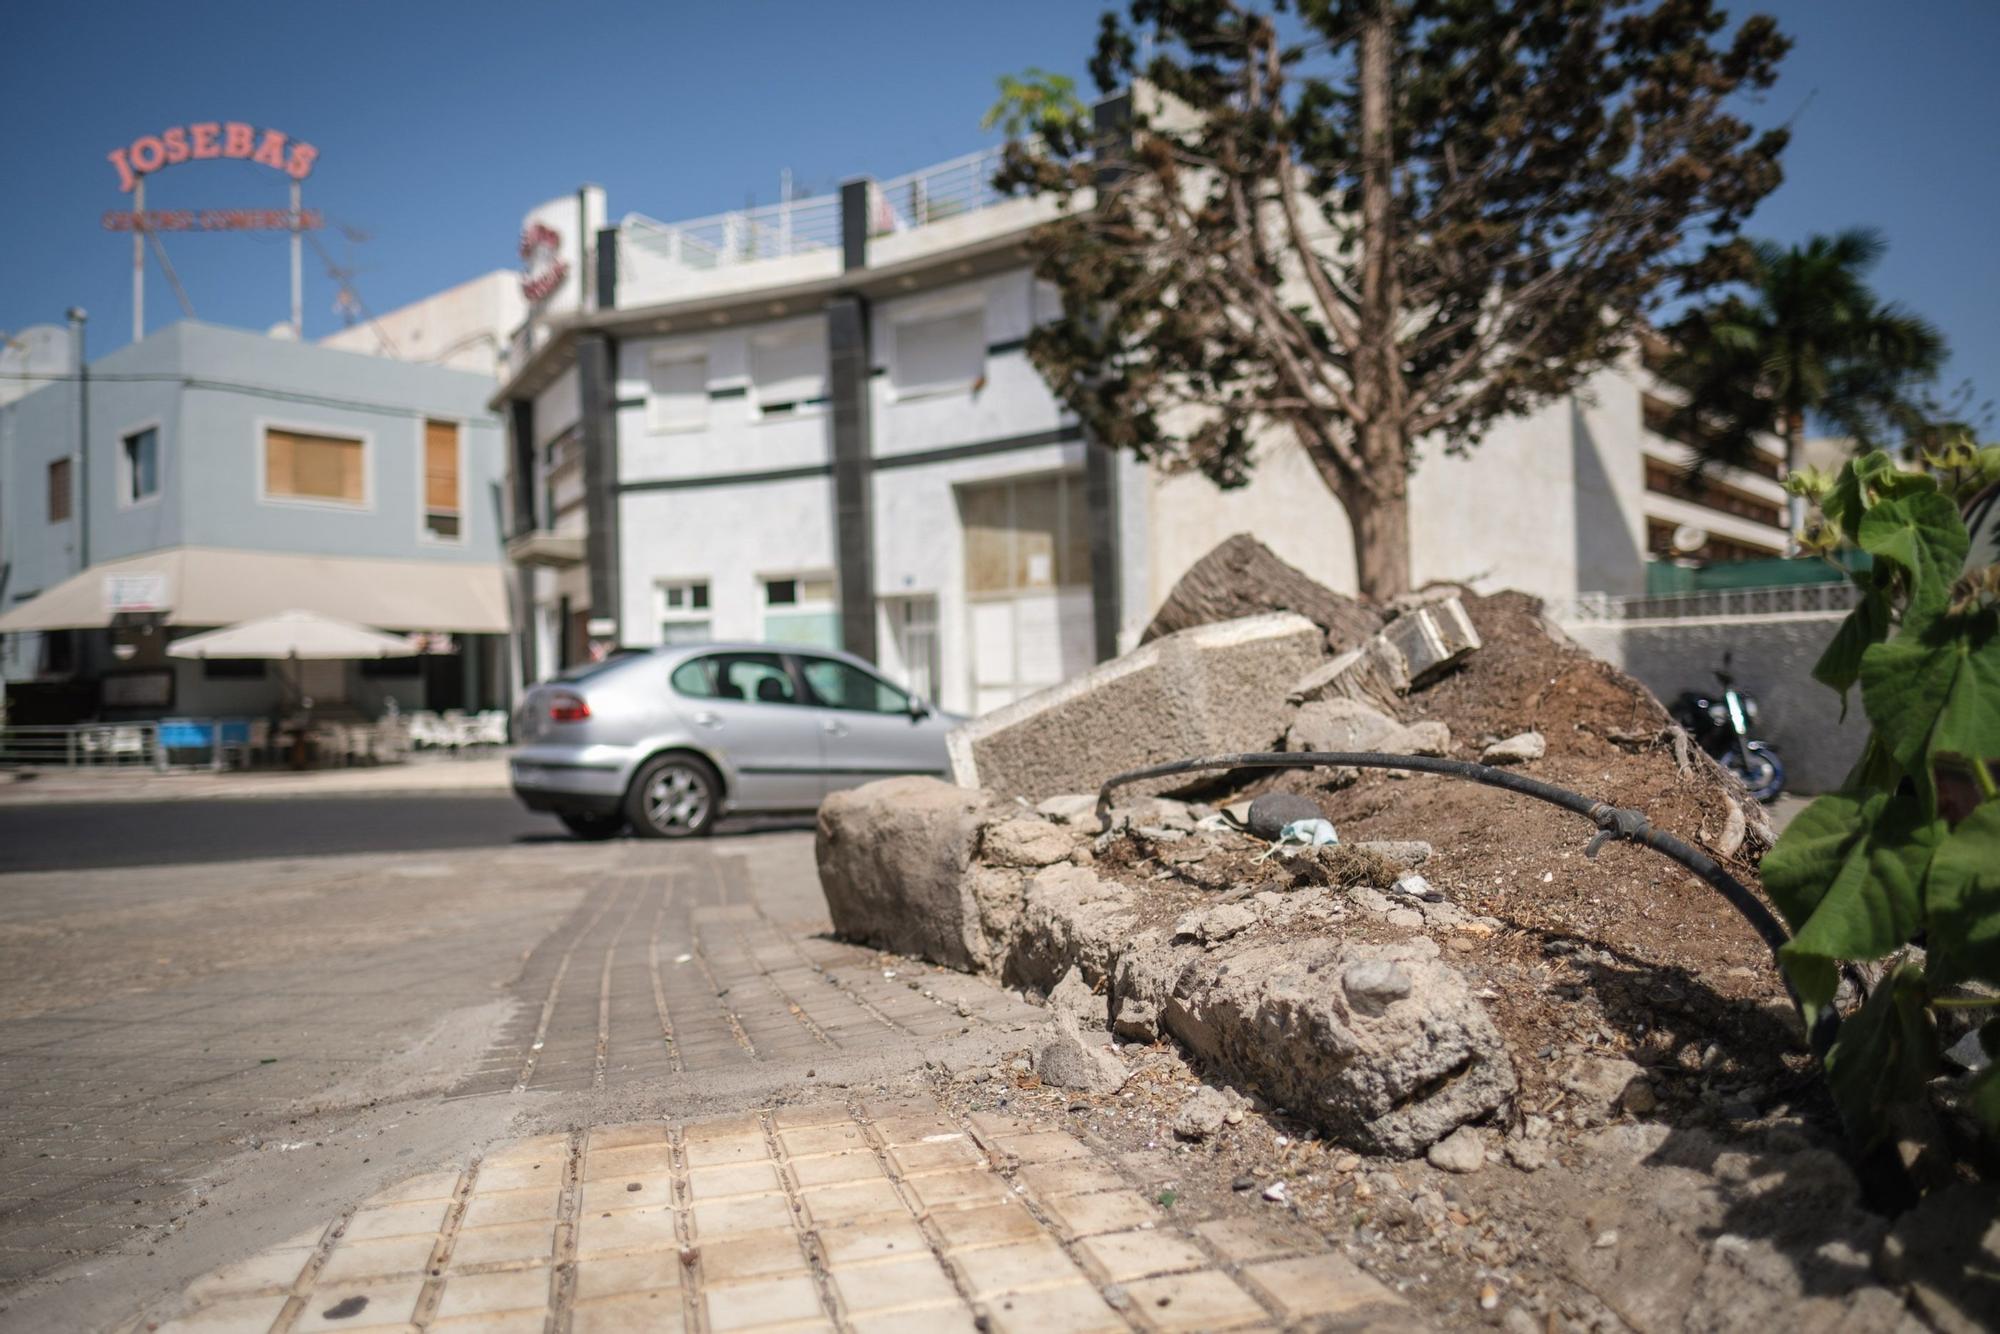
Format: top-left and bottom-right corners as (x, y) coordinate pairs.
(0, 547), (512, 635)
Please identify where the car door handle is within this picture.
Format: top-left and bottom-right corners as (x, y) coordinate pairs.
(693, 711), (723, 728)
(822, 719), (849, 737)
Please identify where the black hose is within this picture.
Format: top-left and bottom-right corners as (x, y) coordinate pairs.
(1094, 750), (1834, 1051)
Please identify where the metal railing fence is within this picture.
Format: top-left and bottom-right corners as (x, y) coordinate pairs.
(1550, 582), (1862, 624)
(0, 723), (162, 769)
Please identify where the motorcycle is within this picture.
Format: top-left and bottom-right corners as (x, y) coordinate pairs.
(1669, 651), (1785, 802)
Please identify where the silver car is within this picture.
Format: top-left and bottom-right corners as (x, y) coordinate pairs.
(510, 642), (960, 838)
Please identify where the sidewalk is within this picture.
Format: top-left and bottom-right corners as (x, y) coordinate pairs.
(0, 754), (511, 805)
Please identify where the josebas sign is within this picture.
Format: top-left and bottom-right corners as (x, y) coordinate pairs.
(108, 122), (319, 193)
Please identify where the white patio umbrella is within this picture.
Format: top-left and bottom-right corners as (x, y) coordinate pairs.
(167, 609), (417, 661)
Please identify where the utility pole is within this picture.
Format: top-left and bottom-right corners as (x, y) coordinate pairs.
(290, 180), (304, 338)
(67, 307), (88, 571)
(131, 177), (145, 344)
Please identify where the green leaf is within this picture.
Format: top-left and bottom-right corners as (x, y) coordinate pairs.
(1762, 791), (1937, 1011)
(1824, 451), (1897, 544)
(1923, 801), (2000, 987)
(1855, 492), (1969, 628)
(1823, 962), (1936, 1147)
(1859, 624), (2000, 815)
(1968, 1063), (2000, 1136)
(1811, 587), (1890, 704)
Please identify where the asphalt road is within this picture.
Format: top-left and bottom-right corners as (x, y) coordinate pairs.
(0, 795), (824, 874)
(0, 794), (555, 874)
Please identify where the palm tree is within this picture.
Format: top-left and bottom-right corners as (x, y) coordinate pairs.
(1660, 229), (1946, 537)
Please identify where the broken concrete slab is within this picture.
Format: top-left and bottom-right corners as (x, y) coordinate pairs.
(1173, 1086), (1233, 1140)
(1284, 699), (1404, 753)
(1482, 731), (1547, 765)
(1033, 1015), (1127, 1093)
(1142, 533), (1382, 649)
(816, 776), (1010, 971)
(1380, 597), (1482, 689)
(948, 613), (1325, 802)
(1046, 964), (1104, 1029)
(1290, 640), (1409, 715)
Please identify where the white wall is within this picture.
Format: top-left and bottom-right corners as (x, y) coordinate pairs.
(318, 271), (525, 376)
(615, 322), (829, 485)
(1147, 432), (1359, 604)
(870, 273), (1067, 458)
(617, 474), (836, 647)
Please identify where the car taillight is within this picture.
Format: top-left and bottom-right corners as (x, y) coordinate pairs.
(548, 691), (590, 723)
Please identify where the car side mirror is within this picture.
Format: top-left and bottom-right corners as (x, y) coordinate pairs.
(907, 697), (931, 721)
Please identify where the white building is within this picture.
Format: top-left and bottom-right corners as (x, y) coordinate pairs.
(491, 113), (1787, 716)
(318, 269), (527, 377)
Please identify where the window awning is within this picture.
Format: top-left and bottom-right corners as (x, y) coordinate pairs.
(0, 547), (512, 635)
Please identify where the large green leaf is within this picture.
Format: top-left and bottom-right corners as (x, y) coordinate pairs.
(1811, 586), (1890, 704)
(1855, 491), (1969, 628)
(1859, 625), (2000, 815)
(1762, 791), (1937, 1011)
(1924, 801), (2000, 987)
(1823, 961), (1936, 1147)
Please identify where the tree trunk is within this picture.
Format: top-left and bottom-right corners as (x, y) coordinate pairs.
(1351, 0), (1410, 603)
(1347, 478), (1412, 603)
(1783, 408), (1804, 553)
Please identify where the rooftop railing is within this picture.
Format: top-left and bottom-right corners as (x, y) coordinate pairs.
(1550, 582), (1862, 623)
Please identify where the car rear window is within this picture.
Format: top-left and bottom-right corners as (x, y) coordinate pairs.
(671, 653), (799, 704)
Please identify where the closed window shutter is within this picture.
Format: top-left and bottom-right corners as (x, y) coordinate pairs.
(893, 309), (983, 394)
(425, 420), (459, 513)
(751, 328), (825, 410)
(648, 355), (707, 431)
(265, 428), (364, 502)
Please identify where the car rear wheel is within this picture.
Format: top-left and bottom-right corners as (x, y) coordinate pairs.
(626, 754), (719, 839)
(558, 811), (626, 840)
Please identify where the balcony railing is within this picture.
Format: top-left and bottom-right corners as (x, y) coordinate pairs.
(1550, 582), (1863, 623)
(868, 146), (1009, 235)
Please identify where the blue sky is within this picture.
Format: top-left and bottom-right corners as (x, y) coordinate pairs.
(2, 0), (1994, 416)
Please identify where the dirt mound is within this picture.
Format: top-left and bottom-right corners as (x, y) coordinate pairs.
(1143, 533), (1384, 648)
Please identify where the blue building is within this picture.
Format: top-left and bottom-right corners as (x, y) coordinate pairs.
(0, 321), (511, 724)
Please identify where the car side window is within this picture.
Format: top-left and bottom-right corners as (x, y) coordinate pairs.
(800, 657), (910, 714)
(669, 657), (715, 698)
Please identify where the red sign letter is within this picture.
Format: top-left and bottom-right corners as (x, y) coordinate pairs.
(162, 127), (189, 165)
(108, 148), (135, 193)
(223, 122), (254, 158)
(252, 129), (287, 170)
(286, 142), (318, 181)
(129, 135), (165, 175)
(191, 122), (221, 159)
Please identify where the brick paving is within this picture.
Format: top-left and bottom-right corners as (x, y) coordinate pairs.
(141, 1097), (1414, 1333)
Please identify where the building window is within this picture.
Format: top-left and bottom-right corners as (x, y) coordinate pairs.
(647, 351), (708, 433)
(751, 325), (827, 418)
(892, 308), (984, 397)
(47, 458), (72, 523)
(424, 419), (461, 539)
(122, 427), (160, 505)
(961, 472), (1092, 595)
(762, 575), (840, 648)
(265, 426), (366, 505)
(657, 579), (712, 645)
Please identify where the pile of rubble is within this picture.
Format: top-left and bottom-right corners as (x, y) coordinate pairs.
(813, 537), (1991, 1332)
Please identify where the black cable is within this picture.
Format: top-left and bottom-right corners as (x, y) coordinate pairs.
(1093, 750), (1835, 1050)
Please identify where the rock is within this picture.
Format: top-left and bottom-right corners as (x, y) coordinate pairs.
(1380, 597), (1482, 689)
(982, 818), (1075, 868)
(1047, 965), (1103, 1030)
(1481, 731), (1546, 765)
(1036, 794), (1103, 830)
(947, 613), (1326, 802)
(1503, 1138), (1547, 1172)
(1942, 1027), (1991, 1072)
(1141, 534), (1383, 649)
(1010, 864), (1142, 989)
(1341, 959), (1413, 1017)
(816, 777), (1009, 970)
(1358, 840), (1433, 867)
(1175, 902), (1257, 945)
(1426, 1127), (1484, 1174)
(1623, 1079), (1659, 1115)
(1391, 720), (1452, 757)
(1033, 1015), (1126, 1094)
(1121, 938), (1514, 1157)
(1246, 792), (1323, 839)
(1877, 1183), (2000, 1334)
(1285, 698), (1403, 753)
(1558, 1055), (1646, 1127)
(1173, 1087), (1233, 1140)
